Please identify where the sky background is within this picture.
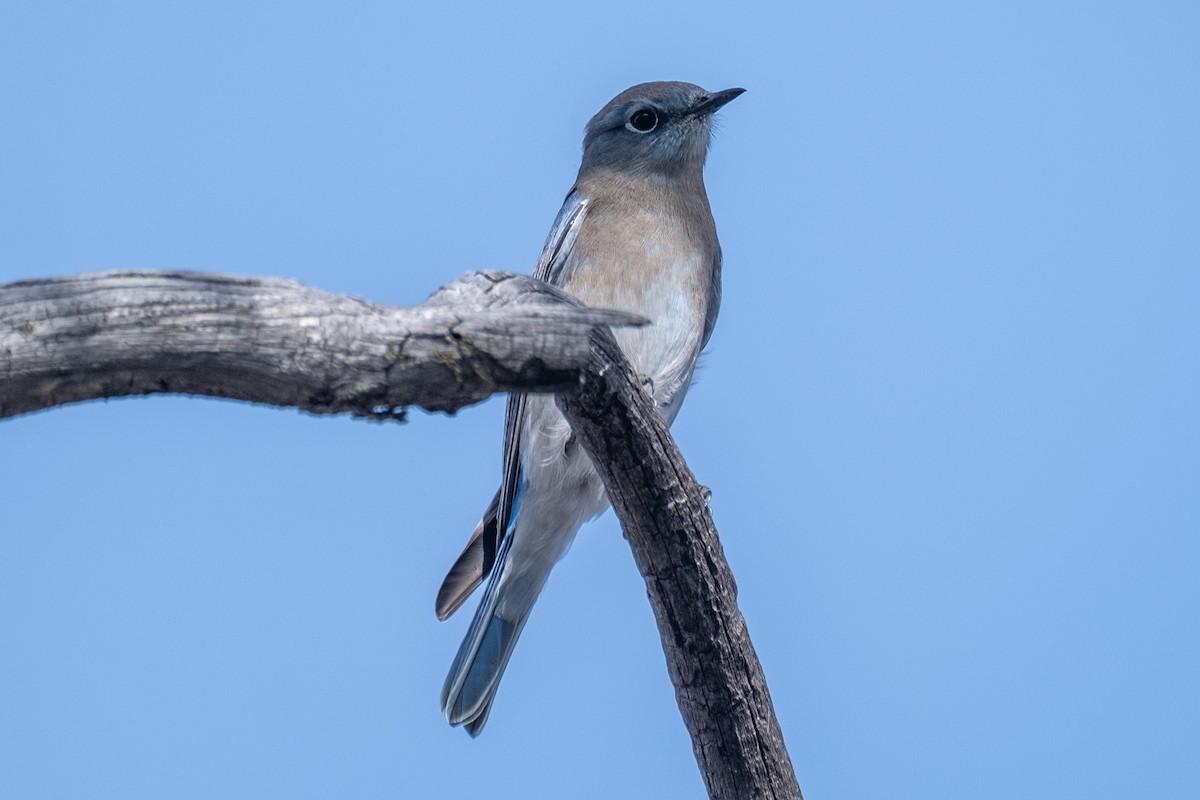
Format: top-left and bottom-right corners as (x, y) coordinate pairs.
(2, 2), (1197, 798)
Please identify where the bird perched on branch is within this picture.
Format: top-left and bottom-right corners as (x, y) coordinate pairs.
(436, 80), (744, 735)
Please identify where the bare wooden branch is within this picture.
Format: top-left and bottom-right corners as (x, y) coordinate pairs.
(0, 269), (643, 420)
(558, 330), (803, 800)
(0, 267), (801, 798)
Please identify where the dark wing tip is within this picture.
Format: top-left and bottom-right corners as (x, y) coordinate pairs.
(435, 491), (502, 620)
(436, 535), (485, 620)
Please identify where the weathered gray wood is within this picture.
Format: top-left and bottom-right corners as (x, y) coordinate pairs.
(559, 330), (803, 800)
(0, 267), (801, 799)
(0, 269), (643, 419)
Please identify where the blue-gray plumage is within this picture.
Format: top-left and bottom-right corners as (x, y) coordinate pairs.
(436, 81), (743, 736)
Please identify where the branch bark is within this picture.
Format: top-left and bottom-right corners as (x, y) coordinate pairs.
(0, 269), (643, 419)
(0, 268), (801, 799)
(559, 330), (803, 800)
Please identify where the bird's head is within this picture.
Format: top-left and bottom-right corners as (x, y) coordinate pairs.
(580, 81), (744, 178)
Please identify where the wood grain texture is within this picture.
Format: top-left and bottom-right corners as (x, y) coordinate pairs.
(0, 269), (643, 419)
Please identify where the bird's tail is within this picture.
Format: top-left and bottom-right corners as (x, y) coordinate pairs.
(440, 532), (549, 737)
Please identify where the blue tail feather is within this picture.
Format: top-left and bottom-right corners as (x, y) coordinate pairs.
(441, 476), (530, 733)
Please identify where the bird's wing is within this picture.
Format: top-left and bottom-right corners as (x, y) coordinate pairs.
(434, 490), (499, 620)
(435, 190), (589, 620)
(535, 189), (589, 286)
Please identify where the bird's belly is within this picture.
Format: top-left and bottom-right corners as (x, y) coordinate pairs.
(512, 244), (708, 526)
(504, 247), (709, 586)
(568, 249), (708, 414)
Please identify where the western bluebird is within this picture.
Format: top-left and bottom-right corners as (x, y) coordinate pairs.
(436, 81), (743, 735)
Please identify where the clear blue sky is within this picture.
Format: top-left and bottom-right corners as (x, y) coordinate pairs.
(2, 2), (1197, 798)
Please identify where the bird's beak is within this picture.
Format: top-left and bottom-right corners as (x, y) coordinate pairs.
(687, 87), (746, 117)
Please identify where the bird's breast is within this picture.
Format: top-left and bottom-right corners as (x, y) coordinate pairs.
(561, 194), (717, 413)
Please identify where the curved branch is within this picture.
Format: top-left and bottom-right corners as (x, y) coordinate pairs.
(0, 269), (644, 419)
(1, 267), (801, 798)
(559, 331), (803, 800)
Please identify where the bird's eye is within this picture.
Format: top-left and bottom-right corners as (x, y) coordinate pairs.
(626, 108), (659, 133)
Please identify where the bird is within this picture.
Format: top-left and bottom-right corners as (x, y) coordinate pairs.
(436, 81), (743, 736)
